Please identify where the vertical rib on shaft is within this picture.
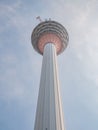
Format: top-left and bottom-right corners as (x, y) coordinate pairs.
(34, 43), (65, 130)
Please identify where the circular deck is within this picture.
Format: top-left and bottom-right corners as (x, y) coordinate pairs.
(31, 20), (69, 55)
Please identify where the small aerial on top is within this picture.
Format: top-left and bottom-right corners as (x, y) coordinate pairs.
(36, 16), (43, 22)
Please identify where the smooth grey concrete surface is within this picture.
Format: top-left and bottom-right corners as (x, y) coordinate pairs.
(34, 43), (65, 130)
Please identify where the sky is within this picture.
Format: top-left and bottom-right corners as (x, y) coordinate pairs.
(0, 0), (98, 130)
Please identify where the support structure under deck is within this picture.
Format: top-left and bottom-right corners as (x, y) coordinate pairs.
(34, 43), (65, 130)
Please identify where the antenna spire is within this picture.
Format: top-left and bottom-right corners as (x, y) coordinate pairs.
(36, 16), (42, 22)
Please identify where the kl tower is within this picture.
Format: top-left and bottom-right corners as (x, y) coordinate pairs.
(31, 19), (69, 130)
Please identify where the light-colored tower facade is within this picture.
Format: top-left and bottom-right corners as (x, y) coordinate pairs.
(31, 20), (69, 130)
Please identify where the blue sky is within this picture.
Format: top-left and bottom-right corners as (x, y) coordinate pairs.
(0, 0), (98, 130)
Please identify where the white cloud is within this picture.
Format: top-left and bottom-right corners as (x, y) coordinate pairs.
(65, 0), (98, 86)
(0, 1), (21, 26)
(0, 68), (24, 101)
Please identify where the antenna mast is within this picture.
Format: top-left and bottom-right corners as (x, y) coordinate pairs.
(36, 16), (42, 22)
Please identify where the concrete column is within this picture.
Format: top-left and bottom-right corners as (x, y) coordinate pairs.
(34, 43), (65, 130)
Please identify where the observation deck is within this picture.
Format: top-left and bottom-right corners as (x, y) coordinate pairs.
(31, 20), (69, 55)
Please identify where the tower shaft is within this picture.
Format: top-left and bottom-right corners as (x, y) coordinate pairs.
(34, 43), (65, 130)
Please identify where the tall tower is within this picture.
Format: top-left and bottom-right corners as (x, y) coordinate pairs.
(31, 20), (69, 130)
